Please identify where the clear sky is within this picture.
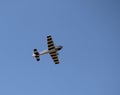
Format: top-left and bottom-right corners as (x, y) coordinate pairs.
(0, 0), (120, 95)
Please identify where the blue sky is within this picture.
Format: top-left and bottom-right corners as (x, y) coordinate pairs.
(0, 0), (120, 95)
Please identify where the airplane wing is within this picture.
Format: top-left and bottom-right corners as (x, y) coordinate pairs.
(34, 49), (40, 61)
(47, 35), (56, 50)
(47, 35), (59, 64)
(49, 51), (59, 64)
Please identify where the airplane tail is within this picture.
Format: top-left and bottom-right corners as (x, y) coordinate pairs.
(33, 49), (40, 61)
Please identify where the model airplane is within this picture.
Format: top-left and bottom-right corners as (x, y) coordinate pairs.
(32, 35), (63, 64)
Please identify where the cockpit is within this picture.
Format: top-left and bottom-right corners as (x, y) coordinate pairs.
(57, 45), (63, 50)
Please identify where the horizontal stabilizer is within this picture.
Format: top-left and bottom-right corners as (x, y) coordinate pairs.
(34, 49), (40, 61)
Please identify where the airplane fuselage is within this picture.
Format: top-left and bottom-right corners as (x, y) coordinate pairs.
(32, 45), (63, 57)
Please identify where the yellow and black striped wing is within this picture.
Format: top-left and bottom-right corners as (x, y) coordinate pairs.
(47, 35), (56, 50)
(50, 51), (59, 64)
(47, 35), (59, 64)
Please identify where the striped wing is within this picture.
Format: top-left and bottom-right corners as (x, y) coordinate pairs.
(47, 35), (59, 64)
(49, 51), (59, 64)
(34, 49), (40, 61)
(47, 35), (56, 50)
